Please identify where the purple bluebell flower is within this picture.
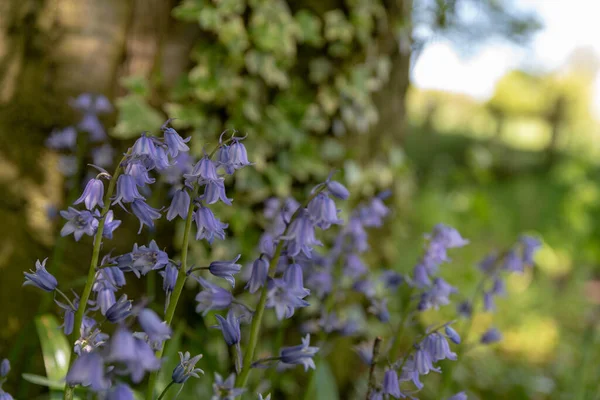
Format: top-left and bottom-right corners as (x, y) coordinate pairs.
(78, 113), (106, 142)
(346, 217), (369, 252)
(131, 133), (158, 160)
(478, 253), (498, 274)
(46, 126), (77, 150)
(520, 235), (541, 265)
(55, 294), (77, 335)
(354, 342), (373, 365)
(258, 233), (275, 257)
(492, 277), (506, 296)
(186, 156), (220, 183)
(279, 334), (319, 371)
(414, 344), (440, 375)
(503, 250), (524, 273)
(96, 287), (116, 316)
(113, 174), (144, 205)
(203, 179), (232, 205)
(307, 192), (342, 229)
(126, 338), (161, 383)
(105, 295), (132, 323)
(418, 278), (457, 311)
(483, 291), (495, 312)
(227, 138), (252, 170)
(100, 210), (121, 239)
(215, 309), (241, 346)
(246, 258), (269, 294)
(107, 384), (135, 400)
(153, 145), (172, 170)
(163, 127), (190, 157)
(172, 351), (204, 383)
(368, 298), (390, 322)
(166, 189), (191, 221)
(106, 326), (137, 363)
(447, 392), (467, 400)
(399, 356), (424, 390)
(212, 373), (245, 399)
(481, 327), (502, 344)
(412, 263), (431, 287)
(194, 206), (228, 244)
(1, 359), (10, 378)
(92, 144), (114, 168)
(326, 180), (349, 200)
(160, 264), (178, 311)
(370, 391), (383, 400)
(60, 207), (98, 241)
(138, 309), (172, 343)
(23, 258), (58, 292)
(209, 255), (242, 287)
(422, 332), (457, 362)
(117, 241), (169, 277)
(282, 209), (322, 258)
(344, 254), (367, 278)
(306, 270), (332, 298)
(457, 301), (473, 318)
(131, 199), (161, 233)
(66, 352), (108, 391)
(283, 263), (310, 297)
(359, 196), (390, 228)
(430, 224), (469, 248)
(195, 278), (233, 316)
(266, 277), (310, 320)
(216, 144), (235, 175)
(125, 159), (156, 186)
(445, 325), (461, 344)
(382, 369), (404, 398)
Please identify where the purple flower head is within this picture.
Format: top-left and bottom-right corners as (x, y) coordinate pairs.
(306, 270), (333, 298)
(138, 308), (172, 343)
(209, 255), (242, 287)
(480, 327), (502, 344)
(162, 127), (190, 157)
(282, 209), (322, 258)
(492, 277), (506, 297)
(46, 126), (77, 150)
(107, 384), (135, 400)
(166, 189), (191, 221)
(1, 359), (10, 378)
(503, 250), (524, 273)
(382, 369), (405, 399)
(307, 193), (342, 229)
(105, 295), (132, 323)
(113, 174), (144, 205)
(520, 235), (541, 265)
(153, 145), (172, 171)
(66, 352), (108, 391)
(445, 325), (461, 344)
(131, 199), (161, 233)
(216, 144), (235, 175)
(131, 133), (158, 161)
(95, 287), (116, 316)
(414, 344), (440, 375)
(344, 253), (367, 278)
(245, 258), (269, 294)
(101, 210), (121, 239)
(279, 334), (319, 371)
(266, 277), (310, 320)
(359, 196), (390, 228)
(483, 291), (495, 312)
(283, 263), (310, 297)
(381, 270), (404, 290)
(430, 224), (469, 248)
(418, 278), (457, 311)
(125, 159), (155, 187)
(70, 93), (112, 114)
(215, 309), (241, 346)
(368, 298), (390, 322)
(101, 265), (126, 290)
(346, 217), (369, 252)
(212, 373), (245, 399)
(457, 301), (473, 318)
(478, 253), (498, 274)
(227, 137), (252, 170)
(106, 326), (137, 363)
(194, 206), (228, 244)
(399, 356), (424, 390)
(186, 156), (220, 184)
(55, 294), (78, 335)
(202, 179), (232, 205)
(60, 207), (98, 241)
(422, 332), (457, 362)
(23, 258), (58, 292)
(160, 264), (178, 294)
(353, 278), (376, 298)
(127, 241), (169, 277)
(195, 277), (233, 316)
(78, 113), (106, 142)
(354, 342), (374, 365)
(447, 392), (468, 400)
(126, 338), (161, 383)
(370, 391), (383, 400)
(172, 351), (204, 384)
(259, 233), (275, 257)
(326, 180), (349, 200)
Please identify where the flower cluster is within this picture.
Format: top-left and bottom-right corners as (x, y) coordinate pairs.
(0, 358), (12, 400)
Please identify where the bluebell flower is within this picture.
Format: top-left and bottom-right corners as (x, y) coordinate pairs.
(131, 199), (161, 233)
(430, 224), (469, 248)
(107, 384), (135, 400)
(0, 390), (14, 400)
(305, 270), (332, 298)
(106, 326), (137, 363)
(23, 258), (58, 292)
(131, 240), (169, 275)
(326, 180), (349, 200)
(503, 250), (524, 273)
(113, 174), (144, 205)
(414, 344), (440, 375)
(447, 392), (468, 400)
(216, 144), (235, 175)
(353, 342), (373, 365)
(212, 373), (245, 400)
(74, 178), (105, 210)
(344, 253), (367, 278)
(96, 287), (116, 316)
(381, 270), (404, 290)
(131, 133), (158, 160)
(227, 138), (252, 170)
(353, 278), (376, 298)
(445, 325), (461, 344)
(358, 196), (390, 227)
(369, 391), (383, 400)
(215, 309), (241, 346)
(478, 253), (498, 274)
(74, 324), (108, 355)
(55, 294), (78, 335)
(307, 192), (342, 229)
(153, 145), (172, 170)
(106, 295), (132, 323)
(126, 338), (161, 383)
(368, 298), (390, 322)
(186, 156), (220, 184)
(457, 301), (473, 318)
(282, 209), (322, 258)
(102, 210), (121, 239)
(483, 291), (495, 312)
(245, 258), (269, 294)
(172, 351), (204, 383)
(160, 264), (179, 311)
(492, 277), (506, 296)
(418, 278), (457, 311)
(166, 189), (191, 221)
(480, 327), (502, 344)
(279, 334), (319, 371)
(399, 356), (424, 390)
(60, 207), (98, 241)
(209, 255), (242, 287)
(163, 127), (190, 157)
(194, 206), (228, 244)
(520, 235), (541, 265)
(346, 217), (369, 252)
(422, 332), (457, 362)
(66, 352), (108, 391)
(78, 112), (106, 142)
(195, 277), (233, 316)
(1, 359), (10, 377)
(138, 309), (172, 343)
(283, 263), (310, 297)
(125, 159), (156, 186)
(203, 179), (232, 205)
(46, 127), (77, 150)
(266, 277), (309, 320)
(382, 369), (404, 399)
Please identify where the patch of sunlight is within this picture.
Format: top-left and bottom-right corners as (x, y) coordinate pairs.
(501, 316), (559, 363)
(448, 190), (473, 213)
(507, 267), (534, 293)
(0, 153), (19, 182)
(502, 118), (551, 151)
(535, 245), (573, 277)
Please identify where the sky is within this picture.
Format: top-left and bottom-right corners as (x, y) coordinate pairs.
(412, 0), (600, 112)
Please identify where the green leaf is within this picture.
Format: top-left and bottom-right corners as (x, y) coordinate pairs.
(306, 360), (339, 400)
(113, 94), (164, 139)
(22, 373), (65, 389)
(35, 314), (70, 383)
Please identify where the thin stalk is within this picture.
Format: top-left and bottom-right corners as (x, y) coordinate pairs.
(145, 198), (195, 400)
(365, 337), (382, 399)
(157, 381), (176, 400)
(388, 287), (415, 358)
(63, 156), (125, 400)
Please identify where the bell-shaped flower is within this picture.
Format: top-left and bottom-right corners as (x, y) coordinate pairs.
(194, 277), (233, 316)
(279, 334), (319, 371)
(131, 199), (161, 233)
(166, 189), (190, 221)
(162, 127), (190, 158)
(208, 255), (242, 287)
(23, 258), (58, 292)
(60, 207), (98, 241)
(74, 178), (104, 210)
(194, 206), (228, 244)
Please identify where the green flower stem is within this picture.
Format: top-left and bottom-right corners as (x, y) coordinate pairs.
(145, 196), (196, 400)
(388, 287), (415, 359)
(236, 189), (323, 389)
(63, 156), (126, 400)
(366, 337), (382, 400)
(157, 381), (176, 400)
